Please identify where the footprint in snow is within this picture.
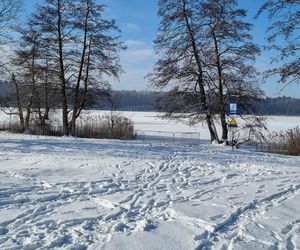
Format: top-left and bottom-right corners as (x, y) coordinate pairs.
(0, 227), (8, 235)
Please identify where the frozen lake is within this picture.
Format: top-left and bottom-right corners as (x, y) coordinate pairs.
(116, 111), (300, 139)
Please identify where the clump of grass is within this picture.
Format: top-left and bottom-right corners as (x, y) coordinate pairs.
(286, 127), (300, 156)
(76, 113), (136, 140)
(263, 126), (300, 156)
(0, 113), (136, 140)
(0, 122), (24, 133)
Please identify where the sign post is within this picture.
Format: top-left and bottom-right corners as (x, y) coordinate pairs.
(228, 102), (239, 149)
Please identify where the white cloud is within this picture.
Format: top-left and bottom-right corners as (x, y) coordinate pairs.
(106, 39), (157, 90)
(110, 68), (151, 91)
(124, 40), (147, 48)
(123, 23), (140, 32)
(121, 39), (155, 65)
(121, 48), (154, 64)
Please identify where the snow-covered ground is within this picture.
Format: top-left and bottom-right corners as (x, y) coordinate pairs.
(1, 129), (300, 249)
(1, 111), (300, 249)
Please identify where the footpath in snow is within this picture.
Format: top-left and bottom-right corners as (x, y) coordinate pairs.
(0, 133), (300, 249)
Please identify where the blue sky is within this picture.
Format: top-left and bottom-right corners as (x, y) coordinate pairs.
(22, 0), (300, 98)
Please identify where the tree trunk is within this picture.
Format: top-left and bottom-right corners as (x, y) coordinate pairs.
(197, 77), (219, 142)
(212, 31), (228, 142)
(25, 54), (37, 131)
(71, 4), (90, 136)
(183, 1), (218, 142)
(24, 87), (35, 131)
(42, 55), (51, 126)
(74, 38), (91, 124)
(57, 0), (69, 135)
(12, 74), (25, 131)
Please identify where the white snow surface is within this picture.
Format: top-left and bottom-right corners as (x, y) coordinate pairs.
(1, 130), (300, 249)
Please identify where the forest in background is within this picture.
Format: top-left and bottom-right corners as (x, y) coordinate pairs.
(1, 81), (299, 115)
(85, 91), (300, 116)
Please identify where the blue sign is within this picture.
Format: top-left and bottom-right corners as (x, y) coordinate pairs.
(228, 102), (238, 115)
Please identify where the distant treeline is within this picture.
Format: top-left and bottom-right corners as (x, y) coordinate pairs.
(1, 81), (300, 115)
(94, 90), (161, 111)
(257, 97), (300, 116)
(93, 90), (300, 116)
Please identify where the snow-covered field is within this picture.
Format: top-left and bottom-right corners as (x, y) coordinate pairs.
(0, 112), (300, 249)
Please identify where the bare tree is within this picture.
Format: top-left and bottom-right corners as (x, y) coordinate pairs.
(0, 0), (21, 73)
(29, 0), (124, 135)
(3, 21), (60, 131)
(0, 0), (21, 41)
(69, 0), (124, 135)
(149, 0), (264, 144)
(201, 0), (262, 142)
(35, 45), (58, 126)
(10, 73), (24, 130)
(257, 0), (300, 85)
(11, 25), (41, 131)
(0, 0), (22, 120)
(148, 0), (219, 142)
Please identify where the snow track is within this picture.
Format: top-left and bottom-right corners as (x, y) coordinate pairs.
(0, 136), (300, 249)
